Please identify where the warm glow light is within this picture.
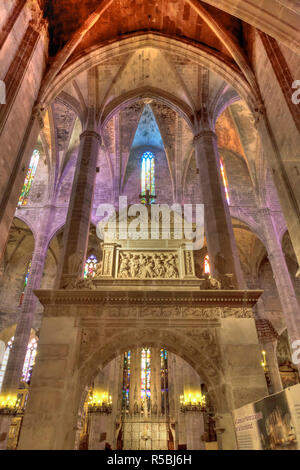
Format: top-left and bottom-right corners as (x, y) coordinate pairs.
(220, 158), (230, 205)
(88, 392), (112, 407)
(0, 394), (20, 409)
(180, 391), (206, 407)
(261, 350), (267, 368)
(204, 255), (210, 274)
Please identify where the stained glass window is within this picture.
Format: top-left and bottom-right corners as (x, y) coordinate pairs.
(18, 149), (40, 207)
(204, 254), (210, 274)
(22, 338), (37, 383)
(0, 337), (13, 392)
(160, 349), (168, 415)
(141, 151), (155, 204)
(122, 350), (131, 411)
(0, 337), (38, 391)
(121, 348), (169, 415)
(19, 261), (31, 306)
(141, 348), (151, 399)
(84, 255), (98, 278)
(220, 158), (230, 205)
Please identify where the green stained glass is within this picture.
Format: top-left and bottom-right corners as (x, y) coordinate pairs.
(19, 261), (31, 305)
(18, 150), (40, 207)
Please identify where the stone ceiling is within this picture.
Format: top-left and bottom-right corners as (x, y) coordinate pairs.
(43, 0), (244, 59)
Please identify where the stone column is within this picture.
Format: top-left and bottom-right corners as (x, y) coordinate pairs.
(260, 340), (283, 393)
(150, 347), (160, 415)
(254, 298), (283, 393)
(107, 356), (123, 449)
(0, 14), (48, 262)
(260, 208), (300, 353)
(1, 206), (54, 396)
(254, 108), (300, 275)
(0, 16), (47, 136)
(88, 412), (109, 450)
(167, 352), (178, 448)
(215, 316), (269, 450)
(18, 315), (81, 450)
(57, 112), (101, 288)
(0, 206), (53, 449)
(185, 412), (205, 450)
(193, 128), (244, 289)
(88, 368), (106, 450)
(131, 348), (141, 414)
(0, 0), (27, 52)
(169, 353), (187, 449)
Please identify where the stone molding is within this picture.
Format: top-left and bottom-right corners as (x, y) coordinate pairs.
(80, 130), (102, 143)
(35, 287), (261, 310)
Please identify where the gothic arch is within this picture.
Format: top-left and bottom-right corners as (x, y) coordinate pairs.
(47, 223), (65, 247)
(76, 327), (224, 414)
(41, 34), (259, 113)
(100, 87), (194, 132)
(12, 215), (37, 244)
(231, 215), (266, 247)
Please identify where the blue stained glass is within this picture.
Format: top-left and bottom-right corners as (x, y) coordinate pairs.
(84, 254), (98, 278)
(141, 152), (155, 204)
(122, 350), (131, 410)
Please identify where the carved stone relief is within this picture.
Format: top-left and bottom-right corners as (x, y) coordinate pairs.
(117, 251), (179, 279)
(221, 307), (253, 318)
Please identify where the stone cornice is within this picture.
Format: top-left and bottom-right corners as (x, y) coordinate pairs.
(35, 287), (262, 308)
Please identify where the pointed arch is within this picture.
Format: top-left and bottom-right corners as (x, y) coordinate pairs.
(40, 34), (259, 114)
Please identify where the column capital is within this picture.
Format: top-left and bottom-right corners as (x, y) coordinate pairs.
(258, 207), (271, 217)
(193, 129), (217, 144)
(253, 103), (267, 130)
(32, 103), (46, 129)
(80, 129), (102, 144)
(29, 17), (48, 36)
(27, 0), (49, 34)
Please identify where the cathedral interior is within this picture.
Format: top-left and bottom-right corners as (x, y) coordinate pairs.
(0, 0), (300, 451)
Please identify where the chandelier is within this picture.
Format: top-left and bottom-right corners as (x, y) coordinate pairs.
(0, 394), (24, 415)
(87, 392), (112, 414)
(180, 392), (206, 413)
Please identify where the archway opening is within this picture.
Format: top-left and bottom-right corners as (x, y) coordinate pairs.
(76, 347), (217, 450)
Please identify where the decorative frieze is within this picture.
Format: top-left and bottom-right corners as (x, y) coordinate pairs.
(221, 307), (253, 318)
(117, 251), (179, 279)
